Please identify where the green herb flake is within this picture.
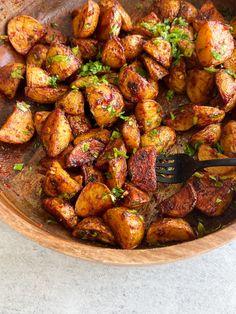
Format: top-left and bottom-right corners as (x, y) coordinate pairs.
(193, 172), (204, 178)
(71, 46), (80, 56)
(82, 143), (90, 152)
(112, 187), (125, 199)
(197, 222), (206, 237)
(102, 192), (109, 200)
(11, 67), (24, 79)
(166, 89), (175, 102)
(107, 104), (116, 117)
(204, 67), (219, 74)
(13, 163), (24, 171)
(209, 175), (217, 181)
(116, 111), (129, 121)
(47, 55), (69, 65)
(133, 148), (137, 155)
(214, 142), (224, 154)
(111, 130), (121, 140)
(215, 181), (223, 188)
(170, 112), (176, 120)
(172, 17), (189, 26)
(216, 198), (223, 204)
(105, 172), (113, 180)
(113, 148), (128, 159)
(16, 102), (30, 112)
(150, 129), (158, 137)
(71, 85), (79, 91)
(136, 67), (148, 78)
(211, 50), (222, 61)
(225, 69), (236, 79)
(109, 23), (120, 36)
(80, 61), (110, 77)
(46, 218), (58, 225)
(184, 143), (196, 157)
(49, 75), (60, 88)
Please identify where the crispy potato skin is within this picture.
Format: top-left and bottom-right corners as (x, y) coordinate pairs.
(27, 44), (48, 68)
(178, 1), (197, 23)
(67, 114), (91, 137)
(0, 103), (34, 144)
(117, 2), (133, 32)
(43, 197), (78, 230)
(7, 15), (45, 55)
(231, 17), (236, 38)
(193, 105), (225, 128)
(133, 12), (160, 37)
(196, 21), (234, 67)
(72, 0), (100, 38)
(142, 55), (169, 81)
(143, 38), (172, 68)
(75, 182), (113, 217)
(192, 175), (234, 216)
(34, 111), (50, 135)
(155, 0), (180, 22)
(0, 63), (25, 99)
(56, 90), (84, 115)
(41, 108), (72, 157)
(135, 100), (163, 133)
(121, 115), (140, 152)
(72, 217), (115, 245)
(25, 85), (68, 104)
(128, 146), (157, 192)
(224, 47), (236, 72)
(103, 207), (145, 249)
(43, 161), (82, 198)
(186, 69), (214, 103)
(102, 37), (126, 69)
(220, 121), (236, 157)
(122, 35), (144, 61)
(190, 124), (221, 146)
(122, 182), (150, 209)
(164, 104), (194, 132)
(40, 145), (74, 171)
(106, 157), (127, 189)
(146, 218), (195, 244)
(81, 164), (104, 185)
(159, 182), (197, 218)
(41, 26), (67, 45)
(165, 59), (187, 94)
(216, 70), (236, 112)
(26, 65), (51, 88)
(74, 128), (110, 146)
(141, 126), (176, 154)
(71, 38), (98, 60)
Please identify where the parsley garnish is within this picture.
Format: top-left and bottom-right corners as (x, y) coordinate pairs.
(109, 24), (120, 36)
(111, 131), (121, 140)
(11, 67), (24, 79)
(216, 198), (222, 204)
(16, 102), (30, 112)
(47, 55), (69, 64)
(136, 67), (148, 78)
(116, 112), (129, 121)
(225, 69), (236, 79)
(113, 148), (128, 159)
(211, 50), (222, 61)
(204, 67), (219, 73)
(170, 112), (176, 120)
(150, 129), (158, 137)
(213, 142), (224, 154)
(82, 143), (90, 152)
(172, 17), (189, 26)
(79, 61), (110, 77)
(184, 142), (202, 157)
(166, 90), (175, 102)
(13, 163), (24, 171)
(49, 75), (59, 88)
(105, 172), (113, 179)
(193, 172), (204, 178)
(71, 46), (80, 55)
(112, 187), (125, 199)
(107, 104), (116, 116)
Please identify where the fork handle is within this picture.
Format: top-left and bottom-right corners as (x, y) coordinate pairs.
(197, 158), (236, 170)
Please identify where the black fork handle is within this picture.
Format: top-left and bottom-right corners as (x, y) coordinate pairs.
(196, 158), (236, 170)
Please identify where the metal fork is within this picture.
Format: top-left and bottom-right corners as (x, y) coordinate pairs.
(156, 154), (236, 184)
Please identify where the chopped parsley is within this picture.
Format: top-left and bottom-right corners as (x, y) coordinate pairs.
(79, 61), (110, 77)
(170, 112), (176, 120)
(204, 67), (219, 73)
(113, 148), (128, 159)
(105, 172), (113, 180)
(13, 163), (24, 171)
(111, 130), (121, 140)
(116, 112), (129, 121)
(112, 187), (125, 199)
(172, 17), (189, 26)
(82, 143), (90, 152)
(193, 172), (204, 178)
(47, 55), (70, 64)
(107, 104), (116, 116)
(46, 218), (58, 225)
(225, 69), (236, 79)
(16, 102), (30, 112)
(71, 46), (80, 55)
(49, 75), (59, 88)
(216, 198), (223, 204)
(11, 67), (24, 79)
(136, 67), (148, 78)
(197, 222), (207, 237)
(150, 129), (158, 137)
(166, 89), (175, 102)
(109, 23), (120, 36)
(213, 142), (224, 154)
(184, 142), (202, 157)
(211, 50), (222, 62)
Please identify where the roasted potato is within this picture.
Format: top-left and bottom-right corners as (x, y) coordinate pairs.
(75, 182), (113, 217)
(121, 35), (144, 61)
(41, 108), (72, 157)
(74, 128), (111, 146)
(193, 105), (225, 128)
(190, 124), (221, 146)
(102, 37), (126, 69)
(71, 38), (98, 60)
(121, 182), (150, 209)
(26, 65), (51, 88)
(224, 47), (236, 72)
(72, 0), (100, 38)
(106, 157), (127, 189)
(43, 197), (78, 230)
(143, 38), (172, 68)
(159, 182), (197, 218)
(133, 12), (160, 37)
(7, 15), (45, 55)
(67, 114), (91, 137)
(81, 164), (104, 184)
(41, 26), (67, 45)
(25, 85), (68, 104)
(220, 121), (236, 157)
(186, 69), (215, 103)
(103, 207), (145, 249)
(170, 24), (195, 58)
(192, 174), (234, 216)
(26, 44), (48, 68)
(142, 55), (169, 81)
(34, 111), (50, 135)
(146, 218), (195, 244)
(178, 1), (197, 23)
(141, 126), (176, 154)
(43, 160), (82, 198)
(0, 102), (34, 144)
(165, 58), (187, 94)
(128, 146), (157, 192)
(231, 17), (236, 38)
(40, 145), (74, 170)
(154, 0), (181, 22)
(73, 217), (115, 245)
(117, 1), (133, 32)
(196, 21), (234, 67)
(135, 100), (163, 133)
(164, 104), (194, 132)
(46, 43), (82, 80)
(121, 115), (140, 152)
(216, 70), (236, 112)
(56, 90), (84, 115)
(86, 83), (125, 127)
(0, 63), (25, 99)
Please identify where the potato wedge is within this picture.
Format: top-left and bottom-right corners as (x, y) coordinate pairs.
(196, 21), (234, 67)
(142, 55), (169, 81)
(178, 1), (197, 23)
(192, 174), (234, 216)
(141, 126), (176, 154)
(159, 182), (197, 218)
(117, 2), (132, 32)
(106, 157), (127, 189)
(7, 15), (45, 55)
(190, 124), (221, 146)
(26, 65), (51, 88)
(164, 104), (194, 132)
(128, 146), (157, 192)
(25, 85), (68, 104)
(193, 105), (225, 128)
(67, 114), (91, 137)
(121, 115), (140, 152)
(40, 145), (74, 171)
(86, 83), (125, 127)
(103, 207), (145, 249)
(43, 160), (82, 198)
(34, 111), (50, 135)
(154, 0), (180, 22)
(102, 37), (126, 69)
(133, 12), (161, 37)
(165, 58), (187, 94)
(41, 108), (72, 157)
(41, 26), (67, 45)
(216, 69), (236, 112)
(224, 48), (236, 72)
(75, 182), (113, 217)
(26, 44), (48, 68)
(0, 102), (34, 144)
(73, 217), (115, 245)
(81, 164), (104, 185)
(72, 0), (100, 38)
(43, 197), (78, 230)
(220, 121), (236, 157)
(0, 63), (25, 99)
(231, 17), (236, 38)
(135, 100), (163, 133)
(74, 128), (110, 146)
(71, 38), (98, 60)
(186, 69), (215, 103)
(121, 35), (144, 61)
(143, 38), (172, 68)
(146, 218), (195, 244)
(121, 182), (150, 209)
(56, 90), (84, 115)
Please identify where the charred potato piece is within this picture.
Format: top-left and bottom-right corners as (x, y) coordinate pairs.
(128, 146), (157, 192)
(165, 58), (187, 94)
(133, 12), (161, 37)
(164, 104), (194, 132)
(141, 126), (176, 154)
(41, 108), (72, 157)
(155, 0), (180, 22)
(43, 197), (78, 230)
(193, 105), (225, 128)
(117, 2), (132, 32)
(106, 157), (127, 189)
(122, 182), (150, 209)
(135, 100), (163, 133)
(142, 55), (169, 81)
(192, 174), (234, 216)
(143, 38), (172, 68)
(41, 26), (67, 45)
(220, 121), (236, 157)
(72, 0), (100, 38)
(73, 217), (115, 245)
(196, 21), (234, 67)
(122, 35), (144, 61)
(0, 63), (25, 99)
(86, 83), (125, 127)
(56, 90), (84, 115)
(224, 47), (236, 72)
(0, 102), (34, 144)
(27, 44), (48, 68)
(71, 38), (98, 60)
(74, 128), (110, 146)
(46, 43), (81, 80)
(159, 182), (197, 218)
(178, 1), (197, 23)
(67, 114), (91, 137)
(25, 85), (68, 104)
(82, 164), (104, 184)
(75, 182), (113, 217)
(216, 70), (236, 112)
(103, 207), (145, 249)
(34, 111), (50, 135)
(26, 65), (51, 88)
(146, 218), (195, 244)
(43, 160), (82, 198)
(40, 145), (74, 171)
(190, 124), (221, 146)
(7, 15), (45, 55)
(102, 37), (126, 69)
(121, 115), (140, 152)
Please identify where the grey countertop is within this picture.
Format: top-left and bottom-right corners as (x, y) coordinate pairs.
(0, 221), (236, 314)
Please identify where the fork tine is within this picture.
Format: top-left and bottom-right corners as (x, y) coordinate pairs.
(156, 154), (174, 161)
(156, 168), (176, 175)
(156, 161), (176, 167)
(157, 176), (180, 184)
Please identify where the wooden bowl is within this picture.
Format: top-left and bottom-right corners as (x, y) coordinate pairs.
(0, 0), (236, 265)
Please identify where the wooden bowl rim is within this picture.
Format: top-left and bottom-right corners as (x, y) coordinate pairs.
(0, 191), (236, 265)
